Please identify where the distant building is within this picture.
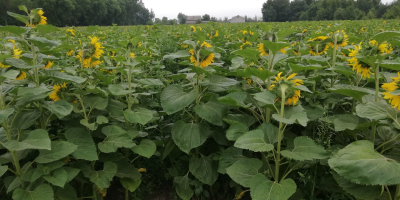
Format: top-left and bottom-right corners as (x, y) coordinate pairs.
(230, 15), (245, 23)
(186, 16), (201, 24)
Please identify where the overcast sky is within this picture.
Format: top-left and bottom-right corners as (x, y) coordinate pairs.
(143, 0), (395, 20)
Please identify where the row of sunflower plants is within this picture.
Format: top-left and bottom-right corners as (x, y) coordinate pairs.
(1, 5), (400, 200)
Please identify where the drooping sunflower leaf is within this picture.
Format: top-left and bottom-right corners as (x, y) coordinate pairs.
(171, 121), (209, 154)
(218, 147), (245, 174)
(161, 85), (196, 115)
(174, 174), (194, 200)
(281, 136), (329, 161)
(194, 97), (229, 126)
(226, 158), (263, 187)
(2, 129), (51, 151)
(250, 173), (297, 200)
(189, 155), (218, 185)
(131, 139), (156, 158)
(234, 129), (274, 152)
(65, 128), (98, 161)
(332, 172), (383, 200)
(35, 141), (77, 164)
(12, 184), (54, 200)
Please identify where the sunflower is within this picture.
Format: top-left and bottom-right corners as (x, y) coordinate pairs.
(257, 43), (287, 57)
(309, 36), (329, 56)
(302, 29), (307, 34)
(200, 41), (212, 48)
(26, 9), (47, 27)
(66, 29), (75, 36)
(77, 36), (104, 68)
(369, 40), (393, 54)
(0, 62), (10, 68)
(190, 26), (196, 32)
(42, 61), (53, 69)
(209, 30), (219, 39)
(180, 43), (189, 49)
(12, 48), (22, 59)
(329, 30), (349, 48)
(15, 71), (27, 80)
(348, 43), (371, 79)
(189, 49), (215, 68)
(49, 82), (67, 101)
(130, 53), (135, 58)
(88, 36), (104, 58)
(382, 72), (400, 110)
(292, 42), (300, 55)
(240, 41), (252, 49)
(269, 72), (303, 106)
(66, 50), (74, 56)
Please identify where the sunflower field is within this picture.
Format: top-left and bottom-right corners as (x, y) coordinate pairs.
(1, 5), (400, 200)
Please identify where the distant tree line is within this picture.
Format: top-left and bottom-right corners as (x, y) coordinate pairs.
(0, 0), (155, 26)
(262, 0), (400, 22)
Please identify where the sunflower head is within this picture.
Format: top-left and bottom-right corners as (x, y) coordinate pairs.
(66, 29), (75, 36)
(240, 41), (252, 50)
(308, 36), (329, 56)
(382, 72), (400, 110)
(49, 82), (68, 101)
(348, 43), (372, 79)
(368, 40), (393, 55)
(330, 30), (348, 48)
(43, 60), (53, 69)
(88, 36), (105, 58)
(26, 9), (47, 27)
(190, 26), (196, 32)
(269, 72), (303, 106)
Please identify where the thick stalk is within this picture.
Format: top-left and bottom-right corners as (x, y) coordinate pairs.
(127, 67), (132, 110)
(331, 34), (338, 88)
(394, 184), (400, 200)
(275, 84), (287, 182)
(312, 45), (319, 92)
(371, 66), (380, 144)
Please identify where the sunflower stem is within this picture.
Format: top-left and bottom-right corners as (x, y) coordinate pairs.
(371, 65), (380, 144)
(331, 33), (338, 88)
(275, 84), (288, 183)
(394, 184), (400, 200)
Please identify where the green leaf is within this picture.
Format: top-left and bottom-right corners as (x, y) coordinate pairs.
(372, 31), (400, 44)
(0, 26), (27, 36)
(272, 105), (309, 126)
(218, 92), (249, 108)
(194, 98), (228, 126)
(262, 41), (289, 55)
(161, 85), (196, 115)
(0, 69), (19, 80)
(234, 130), (274, 152)
(7, 11), (28, 24)
(258, 123), (280, 144)
(115, 160), (142, 180)
(43, 168), (68, 188)
(232, 49), (260, 62)
(276, 29), (296, 41)
(356, 101), (396, 121)
(13, 109), (40, 130)
(55, 184), (78, 200)
(380, 59), (400, 70)
(108, 84), (135, 96)
(189, 155), (218, 185)
(250, 173), (297, 200)
(88, 161), (117, 190)
(332, 172), (382, 200)
(36, 141), (78, 164)
(5, 58), (44, 69)
(206, 75), (238, 92)
(329, 85), (375, 102)
(64, 167), (80, 182)
(44, 100), (73, 119)
(332, 114), (368, 131)
(218, 147), (245, 174)
(0, 108), (14, 122)
(0, 165), (7, 177)
(131, 139), (156, 158)
(254, 91), (276, 106)
(120, 178), (141, 192)
(65, 128), (98, 161)
(172, 121), (209, 154)
(224, 114), (256, 126)
(18, 87), (49, 96)
(44, 71), (86, 84)
(226, 122), (248, 141)
(79, 119), (97, 131)
(123, 108), (153, 125)
(289, 63), (324, 72)
(27, 37), (61, 49)
(98, 125), (135, 153)
(2, 129), (51, 151)
(163, 50), (190, 60)
(174, 175), (194, 200)
(82, 95), (108, 110)
(237, 67), (276, 82)
(18, 5), (28, 14)
(96, 116), (108, 124)
(35, 25), (60, 34)
(328, 140), (400, 185)
(135, 79), (164, 86)
(281, 136), (328, 161)
(226, 158), (263, 187)
(12, 184), (53, 200)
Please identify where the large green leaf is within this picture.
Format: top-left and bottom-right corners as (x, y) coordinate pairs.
(163, 50), (190, 60)
(328, 85), (375, 102)
(174, 175), (194, 200)
(171, 121), (209, 154)
(13, 109), (40, 130)
(82, 95), (108, 110)
(250, 173), (297, 200)
(234, 130), (274, 152)
(194, 98), (228, 126)
(276, 28), (296, 41)
(272, 105), (309, 126)
(218, 92), (250, 108)
(253, 91), (276, 106)
(289, 63), (324, 72)
(0, 108), (14, 122)
(161, 85), (196, 115)
(332, 114), (369, 131)
(44, 71), (86, 84)
(108, 84), (135, 96)
(2, 129), (51, 151)
(35, 141), (77, 164)
(88, 161), (117, 190)
(98, 125), (135, 153)
(44, 100), (73, 119)
(262, 41), (289, 55)
(131, 139), (156, 158)
(218, 147), (245, 174)
(0, 26), (26, 36)
(281, 136), (328, 161)
(232, 49), (260, 62)
(7, 11), (28, 24)
(114, 160), (142, 180)
(27, 37), (61, 49)
(332, 172), (382, 200)
(329, 140), (400, 185)
(0, 165), (7, 177)
(226, 122), (248, 141)
(206, 75), (238, 92)
(43, 168), (68, 188)
(35, 25), (60, 34)
(12, 184), (53, 200)
(372, 31), (400, 44)
(55, 184), (78, 200)
(237, 67), (276, 82)
(64, 128), (98, 161)
(356, 101), (396, 121)
(120, 178), (142, 192)
(189, 155), (218, 185)
(123, 108), (153, 125)
(226, 158), (263, 187)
